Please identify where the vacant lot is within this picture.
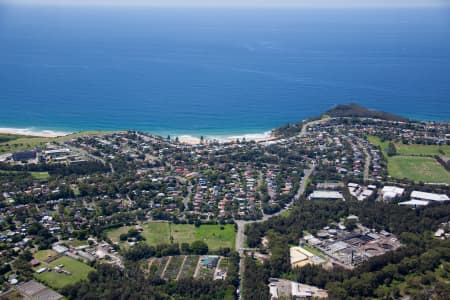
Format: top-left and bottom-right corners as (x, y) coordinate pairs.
(33, 249), (57, 262)
(105, 225), (135, 243)
(34, 256), (94, 290)
(107, 222), (235, 250)
(367, 136), (390, 156)
(388, 156), (450, 184)
(141, 222), (172, 245)
(192, 224), (235, 250)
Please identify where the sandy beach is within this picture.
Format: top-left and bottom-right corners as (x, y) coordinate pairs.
(177, 135), (202, 145)
(0, 127), (275, 144)
(0, 128), (70, 138)
(177, 131), (276, 145)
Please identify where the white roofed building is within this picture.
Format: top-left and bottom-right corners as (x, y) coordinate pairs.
(399, 191), (449, 208)
(52, 244), (68, 254)
(410, 191), (449, 202)
(381, 186), (405, 201)
(309, 191), (344, 201)
(398, 199), (430, 208)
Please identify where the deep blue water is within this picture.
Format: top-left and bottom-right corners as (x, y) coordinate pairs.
(0, 5), (449, 137)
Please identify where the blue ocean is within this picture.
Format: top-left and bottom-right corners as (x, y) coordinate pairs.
(0, 5), (449, 137)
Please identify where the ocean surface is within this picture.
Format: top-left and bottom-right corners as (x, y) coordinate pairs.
(0, 5), (449, 138)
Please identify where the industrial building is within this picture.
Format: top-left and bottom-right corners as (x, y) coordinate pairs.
(290, 246), (325, 268)
(381, 186), (405, 201)
(269, 278), (328, 299)
(308, 191), (344, 201)
(12, 150), (36, 162)
(399, 190), (449, 207)
(16, 280), (63, 300)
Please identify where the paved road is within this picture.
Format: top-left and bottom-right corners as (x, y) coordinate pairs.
(299, 119), (325, 136)
(235, 164), (315, 298)
(356, 139), (371, 182)
(234, 116), (322, 292)
(294, 166), (315, 201)
(235, 164), (315, 253)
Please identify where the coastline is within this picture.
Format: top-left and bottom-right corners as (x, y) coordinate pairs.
(0, 127), (71, 138)
(0, 127), (276, 145)
(177, 131), (275, 145)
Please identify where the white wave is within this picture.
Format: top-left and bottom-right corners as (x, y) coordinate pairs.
(176, 135), (201, 144)
(224, 130), (273, 141)
(174, 131), (274, 144)
(0, 127), (71, 138)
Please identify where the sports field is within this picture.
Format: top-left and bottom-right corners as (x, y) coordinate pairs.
(367, 136), (450, 184)
(107, 222), (235, 250)
(388, 156), (450, 184)
(33, 256), (94, 290)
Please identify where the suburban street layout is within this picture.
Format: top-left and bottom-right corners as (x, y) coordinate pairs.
(0, 106), (449, 299)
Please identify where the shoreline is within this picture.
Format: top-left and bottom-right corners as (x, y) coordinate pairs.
(0, 127), (276, 145)
(0, 127), (71, 138)
(176, 131), (275, 144)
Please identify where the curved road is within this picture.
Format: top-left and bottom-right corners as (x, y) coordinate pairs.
(235, 164), (315, 298)
(299, 119), (326, 136)
(357, 139), (371, 182)
(235, 164), (315, 253)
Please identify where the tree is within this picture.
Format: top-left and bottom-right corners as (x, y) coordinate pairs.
(387, 142), (397, 156)
(181, 242), (191, 254)
(191, 240), (208, 255)
(344, 218), (357, 231)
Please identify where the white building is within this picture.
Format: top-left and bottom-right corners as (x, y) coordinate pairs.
(399, 191), (449, 208)
(268, 279), (328, 300)
(52, 245), (68, 254)
(398, 199), (430, 208)
(434, 229), (445, 238)
(291, 282), (328, 299)
(410, 191), (449, 202)
(381, 186), (405, 201)
(309, 191), (344, 201)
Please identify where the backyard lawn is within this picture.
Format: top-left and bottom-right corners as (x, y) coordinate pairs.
(388, 156), (450, 184)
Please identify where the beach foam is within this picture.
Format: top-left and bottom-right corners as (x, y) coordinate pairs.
(177, 135), (201, 145)
(175, 131), (274, 145)
(0, 127), (70, 138)
(222, 131), (274, 142)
